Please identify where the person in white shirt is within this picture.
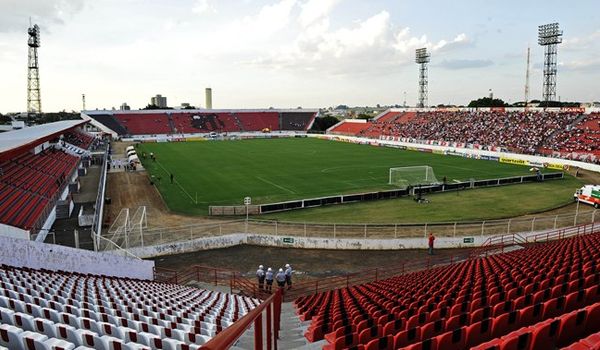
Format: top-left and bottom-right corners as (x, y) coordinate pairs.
(285, 264), (293, 290)
(275, 268), (286, 289)
(256, 265), (265, 291)
(265, 268), (274, 292)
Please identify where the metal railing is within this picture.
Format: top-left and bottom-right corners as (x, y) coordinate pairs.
(282, 222), (600, 301)
(98, 209), (600, 251)
(153, 265), (266, 301)
(201, 289), (282, 350)
(527, 222), (598, 243)
(283, 252), (472, 302)
(158, 225), (599, 302)
(91, 147), (109, 251)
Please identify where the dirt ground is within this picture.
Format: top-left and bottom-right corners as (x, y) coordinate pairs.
(105, 171), (216, 227)
(152, 244), (472, 281)
(106, 141), (220, 227)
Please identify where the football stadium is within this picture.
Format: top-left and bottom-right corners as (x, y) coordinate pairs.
(1, 2), (600, 350)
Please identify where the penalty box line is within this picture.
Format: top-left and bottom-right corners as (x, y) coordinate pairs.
(154, 160), (198, 204)
(255, 176), (296, 194)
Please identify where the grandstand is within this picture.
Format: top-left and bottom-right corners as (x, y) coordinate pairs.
(83, 109), (318, 138)
(296, 231), (600, 349)
(0, 264), (260, 349)
(329, 108), (600, 163)
(0, 121), (95, 239)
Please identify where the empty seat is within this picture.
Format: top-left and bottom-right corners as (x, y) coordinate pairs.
(529, 319), (561, 349)
(435, 327), (466, 350)
(466, 318), (493, 348)
(558, 309), (588, 347)
(394, 327), (421, 349)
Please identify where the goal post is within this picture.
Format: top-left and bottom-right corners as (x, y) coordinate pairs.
(389, 166), (439, 188)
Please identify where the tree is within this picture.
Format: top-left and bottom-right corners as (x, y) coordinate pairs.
(310, 116), (340, 131)
(467, 97), (508, 108)
(183, 105), (196, 109)
(356, 113), (371, 120)
(143, 104), (173, 110)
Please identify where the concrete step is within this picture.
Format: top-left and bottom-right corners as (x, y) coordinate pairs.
(231, 301), (321, 349)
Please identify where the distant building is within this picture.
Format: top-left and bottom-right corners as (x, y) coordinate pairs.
(151, 94), (167, 108)
(120, 103), (131, 111)
(205, 88), (212, 109)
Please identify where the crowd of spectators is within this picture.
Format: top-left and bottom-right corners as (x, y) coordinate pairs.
(542, 113), (600, 158)
(357, 111), (584, 155)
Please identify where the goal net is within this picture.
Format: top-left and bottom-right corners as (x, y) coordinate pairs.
(389, 166), (439, 188)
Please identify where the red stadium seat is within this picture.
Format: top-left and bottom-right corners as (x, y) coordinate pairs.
(435, 327), (466, 350)
(394, 327), (421, 349)
(364, 335), (393, 350)
(529, 319), (561, 350)
(466, 318), (493, 348)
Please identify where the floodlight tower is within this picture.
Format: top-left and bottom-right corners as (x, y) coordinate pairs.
(524, 46), (531, 109)
(538, 23), (562, 104)
(415, 48), (430, 108)
(27, 22), (42, 116)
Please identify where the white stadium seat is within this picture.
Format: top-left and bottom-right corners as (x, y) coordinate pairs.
(18, 330), (48, 350)
(0, 324), (24, 349)
(0, 264), (259, 349)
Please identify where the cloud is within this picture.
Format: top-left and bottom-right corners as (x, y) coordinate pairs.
(233, 0), (297, 41)
(562, 30), (600, 51)
(559, 59), (600, 72)
(245, 8), (470, 76)
(0, 0), (85, 32)
(437, 59), (493, 70)
(298, 0), (341, 28)
(192, 0), (215, 15)
(432, 33), (472, 52)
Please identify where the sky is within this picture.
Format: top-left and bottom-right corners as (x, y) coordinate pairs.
(0, 0), (598, 112)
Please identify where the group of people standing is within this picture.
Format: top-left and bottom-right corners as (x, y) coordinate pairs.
(256, 264), (293, 292)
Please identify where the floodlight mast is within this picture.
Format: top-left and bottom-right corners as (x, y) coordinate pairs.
(27, 22), (42, 116)
(524, 46), (531, 110)
(538, 23), (562, 104)
(415, 48), (430, 108)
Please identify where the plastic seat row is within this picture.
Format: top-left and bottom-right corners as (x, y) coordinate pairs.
(296, 232), (600, 349)
(0, 265), (258, 349)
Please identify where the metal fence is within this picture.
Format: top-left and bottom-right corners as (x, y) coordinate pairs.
(91, 148), (109, 251)
(98, 209), (599, 250)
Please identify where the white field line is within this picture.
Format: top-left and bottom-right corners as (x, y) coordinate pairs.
(255, 176), (296, 194)
(154, 161), (198, 204)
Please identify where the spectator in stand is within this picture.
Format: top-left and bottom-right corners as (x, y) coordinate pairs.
(428, 233), (435, 255)
(285, 263), (293, 290)
(276, 268), (286, 289)
(256, 265), (265, 291)
(265, 267), (274, 292)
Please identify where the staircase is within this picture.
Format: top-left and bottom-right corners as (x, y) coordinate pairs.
(232, 113), (245, 132)
(471, 233), (527, 258)
(231, 302), (326, 350)
(167, 113), (176, 133)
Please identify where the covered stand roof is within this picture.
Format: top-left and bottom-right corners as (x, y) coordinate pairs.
(0, 120), (87, 162)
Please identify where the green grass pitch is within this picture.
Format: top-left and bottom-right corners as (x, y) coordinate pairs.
(138, 138), (581, 221)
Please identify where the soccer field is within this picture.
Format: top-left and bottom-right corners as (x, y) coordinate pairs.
(137, 138), (578, 218)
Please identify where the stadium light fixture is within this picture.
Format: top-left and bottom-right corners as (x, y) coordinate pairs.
(538, 22), (562, 104)
(415, 48), (430, 108)
(27, 22), (42, 116)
